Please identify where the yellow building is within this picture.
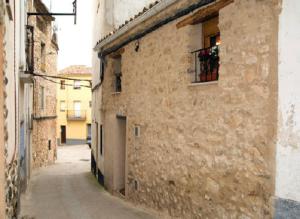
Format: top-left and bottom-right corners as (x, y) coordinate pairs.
(56, 65), (92, 145)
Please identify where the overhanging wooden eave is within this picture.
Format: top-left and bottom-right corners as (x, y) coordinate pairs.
(109, 48), (125, 59)
(176, 0), (234, 28)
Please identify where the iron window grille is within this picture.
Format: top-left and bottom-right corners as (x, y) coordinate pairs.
(191, 45), (219, 83)
(115, 72), (122, 92)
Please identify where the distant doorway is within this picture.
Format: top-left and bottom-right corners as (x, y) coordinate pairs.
(116, 116), (126, 196)
(87, 124), (91, 137)
(61, 126), (66, 144)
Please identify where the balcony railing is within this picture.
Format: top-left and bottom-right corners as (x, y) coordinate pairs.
(191, 45), (219, 83)
(67, 110), (86, 121)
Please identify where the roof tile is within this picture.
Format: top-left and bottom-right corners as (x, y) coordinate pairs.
(95, 0), (162, 48)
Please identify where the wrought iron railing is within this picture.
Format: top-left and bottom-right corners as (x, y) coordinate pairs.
(191, 45), (219, 83)
(67, 110), (86, 120)
(115, 72), (122, 92)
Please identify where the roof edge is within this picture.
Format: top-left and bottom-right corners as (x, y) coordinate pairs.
(94, 0), (179, 51)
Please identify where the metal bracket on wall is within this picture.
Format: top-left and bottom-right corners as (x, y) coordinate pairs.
(27, 0), (77, 24)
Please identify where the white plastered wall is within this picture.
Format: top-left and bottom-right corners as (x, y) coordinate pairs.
(4, 0), (19, 164)
(276, 0), (300, 202)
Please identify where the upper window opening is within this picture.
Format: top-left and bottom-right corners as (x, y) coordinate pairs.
(40, 86), (45, 110)
(113, 56), (122, 92)
(100, 57), (105, 81)
(60, 101), (66, 112)
(41, 42), (46, 72)
(60, 80), (65, 90)
(191, 16), (220, 83)
(74, 80), (81, 89)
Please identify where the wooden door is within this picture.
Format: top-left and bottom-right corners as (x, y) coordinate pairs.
(61, 126), (66, 144)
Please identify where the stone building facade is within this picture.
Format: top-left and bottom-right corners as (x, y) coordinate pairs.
(91, 0), (159, 194)
(27, 0), (58, 169)
(56, 65), (92, 145)
(92, 0), (300, 218)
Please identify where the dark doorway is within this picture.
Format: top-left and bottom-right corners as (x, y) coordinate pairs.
(61, 125), (66, 144)
(116, 116), (126, 196)
(87, 124), (91, 137)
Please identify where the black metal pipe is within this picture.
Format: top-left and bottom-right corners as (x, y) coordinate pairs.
(27, 12), (76, 16)
(27, 0), (77, 24)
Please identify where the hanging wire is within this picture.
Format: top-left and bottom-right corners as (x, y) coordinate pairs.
(29, 71), (92, 83)
(36, 75), (91, 88)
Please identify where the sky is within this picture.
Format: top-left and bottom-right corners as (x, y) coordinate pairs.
(42, 0), (93, 70)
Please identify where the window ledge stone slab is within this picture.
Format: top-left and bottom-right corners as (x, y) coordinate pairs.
(188, 81), (218, 87)
(112, 92), (121, 95)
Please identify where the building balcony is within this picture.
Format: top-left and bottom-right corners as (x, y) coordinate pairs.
(67, 110), (86, 121)
(191, 45), (219, 83)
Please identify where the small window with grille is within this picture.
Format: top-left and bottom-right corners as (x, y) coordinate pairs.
(113, 56), (122, 92)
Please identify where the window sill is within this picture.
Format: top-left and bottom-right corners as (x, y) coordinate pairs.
(112, 92), (121, 95)
(188, 81), (218, 87)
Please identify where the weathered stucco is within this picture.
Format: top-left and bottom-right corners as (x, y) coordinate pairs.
(97, 0), (280, 218)
(2, 0), (22, 217)
(0, 2), (6, 216)
(275, 0), (300, 217)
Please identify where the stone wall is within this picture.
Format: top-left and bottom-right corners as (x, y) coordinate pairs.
(92, 1), (162, 162)
(29, 0), (58, 169)
(100, 0), (280, 218)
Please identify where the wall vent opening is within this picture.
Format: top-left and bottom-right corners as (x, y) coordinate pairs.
(134, 126), (140, 137)
(48, 140), (51, 150)
(134, 179), (139, 191)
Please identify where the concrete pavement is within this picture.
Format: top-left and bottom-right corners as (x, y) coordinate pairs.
(20, 145), (158, 219)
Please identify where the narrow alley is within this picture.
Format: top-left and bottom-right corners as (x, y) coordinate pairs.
(20, 145), (157, 219)
(2, 0), (300, 218)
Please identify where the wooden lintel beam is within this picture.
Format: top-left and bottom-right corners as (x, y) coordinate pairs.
(176, 0), (234, 28)
(109, 48), (125, 59)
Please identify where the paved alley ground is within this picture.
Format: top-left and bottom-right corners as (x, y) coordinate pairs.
(20, 145), (157, 219)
